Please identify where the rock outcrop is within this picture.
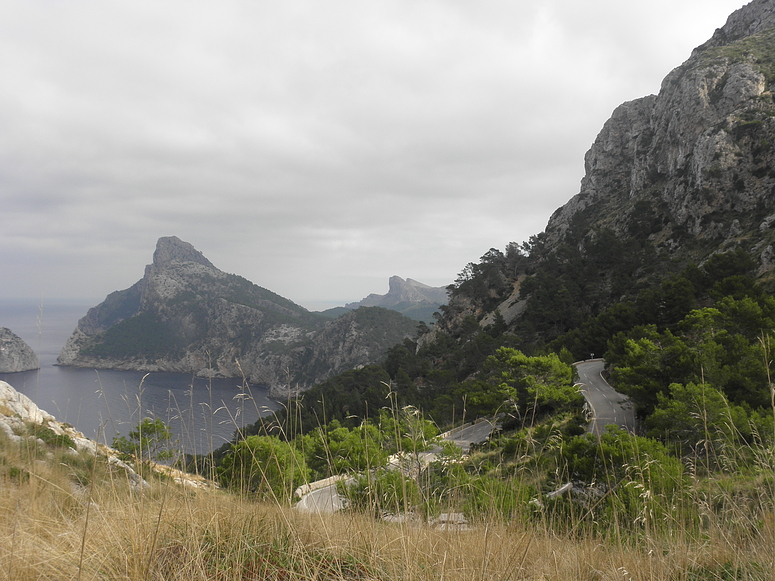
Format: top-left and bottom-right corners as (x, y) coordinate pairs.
(0, 379), (212, 490)
(0, 328), (39, 373)
(544, 0), (775, 281)
(0, 379), (147, 489)
(59, 236), (417, 397)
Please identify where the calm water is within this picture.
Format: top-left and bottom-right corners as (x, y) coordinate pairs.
(0, 299), (280, 454)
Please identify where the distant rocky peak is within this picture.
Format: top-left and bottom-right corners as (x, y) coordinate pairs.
(348, 276), (448, 310)
(152, 236), (215, 269)
(388, 275), (421, 294)
(695, 0), (775, 53)
(387, 276), (447, 302)
(389, 276), (429, 290)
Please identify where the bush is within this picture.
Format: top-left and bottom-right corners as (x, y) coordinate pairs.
(217, 435), (309, 501)
(28, 424), (76, 449)
(559, 426), (689, 533)
(341, 468), (420, 517)
(112, 418), (175, 463)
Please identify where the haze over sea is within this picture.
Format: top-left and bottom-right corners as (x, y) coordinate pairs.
(0, 298), (279, 454)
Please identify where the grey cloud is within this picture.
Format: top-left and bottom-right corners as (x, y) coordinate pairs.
(0, 0), (748, 307)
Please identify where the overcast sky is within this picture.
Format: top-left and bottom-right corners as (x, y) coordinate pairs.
(1, 0), (749, 311)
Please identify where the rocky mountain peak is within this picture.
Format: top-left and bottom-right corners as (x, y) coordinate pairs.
(694, 0), (775, 53)
(542, 0), (775, 281)
(386, 276), (448, 304)
(152, 236), (215, 269)
(58, 238), (417, 395)
(349, 276), (447, 307)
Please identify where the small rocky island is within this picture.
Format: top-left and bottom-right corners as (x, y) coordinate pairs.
(0, 328), (40, 373)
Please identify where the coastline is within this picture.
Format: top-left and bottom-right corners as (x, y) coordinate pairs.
(0, 298), (279, 454)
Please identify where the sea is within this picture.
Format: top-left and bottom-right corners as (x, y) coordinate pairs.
(0, 298), (280, 455)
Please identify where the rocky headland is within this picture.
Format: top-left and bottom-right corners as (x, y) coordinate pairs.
(58, 236), (417, 398)
(0, 379), (211, 490)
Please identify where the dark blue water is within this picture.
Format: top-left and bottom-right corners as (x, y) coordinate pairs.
(0, 299), (280, 454)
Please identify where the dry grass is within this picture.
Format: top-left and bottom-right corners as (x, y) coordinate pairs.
(1, 383), (774, 581)
(0, 432), (773, 581)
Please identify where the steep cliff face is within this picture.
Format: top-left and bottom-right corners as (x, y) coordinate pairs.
(545, 0), (775, 283)
(58, 237), (416, 396)
(0, 328), (39, 373)
(424, 0), (775, 349)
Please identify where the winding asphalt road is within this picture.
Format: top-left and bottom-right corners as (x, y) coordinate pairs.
(443, 419), (498, 453)
(296, 364), (635, 513)
(575, 359), (636, 435)
(295, 479), (350, 512)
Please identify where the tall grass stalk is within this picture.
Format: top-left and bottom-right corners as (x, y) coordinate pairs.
(0, 426), (773, 579)
(2, 360), (774, 580)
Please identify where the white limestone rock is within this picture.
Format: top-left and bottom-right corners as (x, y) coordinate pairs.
(0, 380), (52, 424)
(0, 379), (217, 491)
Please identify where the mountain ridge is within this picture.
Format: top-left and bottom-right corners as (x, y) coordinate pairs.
(345, 276), (448, 309)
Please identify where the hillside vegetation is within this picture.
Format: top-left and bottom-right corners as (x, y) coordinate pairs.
(202, 251), (775, 544)
(191, 3), (775, 576)
(8, 1), (775, 579)
(1, 393), (774, 581)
